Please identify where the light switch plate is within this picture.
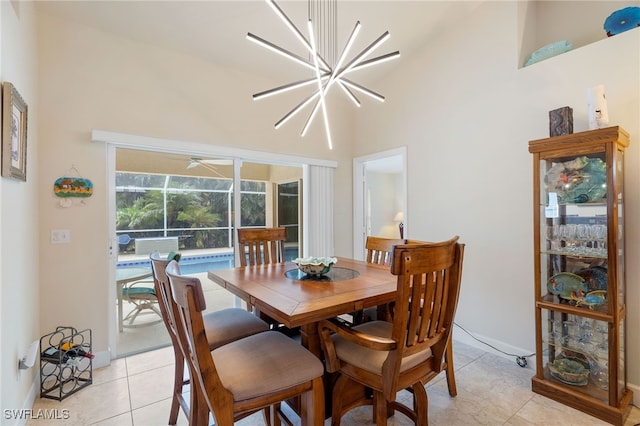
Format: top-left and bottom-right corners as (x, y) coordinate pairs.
(51, 229), (71, 244)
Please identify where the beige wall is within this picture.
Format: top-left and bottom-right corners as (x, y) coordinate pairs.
(2, 0), (638, 414)
(1, 0), (40, 415)
(34, 8), (355, 376)
(353, 1), (640, 400)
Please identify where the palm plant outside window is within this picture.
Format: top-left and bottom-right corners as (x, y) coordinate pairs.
(116, 172), (266, 252)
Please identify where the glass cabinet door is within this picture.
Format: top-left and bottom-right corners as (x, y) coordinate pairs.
(538, 152), (610, 314)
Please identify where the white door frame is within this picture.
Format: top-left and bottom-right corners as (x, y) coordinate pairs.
(353, 147), (407, 260)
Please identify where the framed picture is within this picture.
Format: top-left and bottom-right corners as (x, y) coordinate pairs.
(2, 82), (28, 181)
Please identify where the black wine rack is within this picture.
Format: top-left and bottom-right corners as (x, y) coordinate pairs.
(40, 326), (93, 401)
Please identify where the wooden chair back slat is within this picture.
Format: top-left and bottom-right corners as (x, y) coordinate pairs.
(237, 228), (286, 267)
(364, 236), (406, 266)
(388, 237), (464, 377)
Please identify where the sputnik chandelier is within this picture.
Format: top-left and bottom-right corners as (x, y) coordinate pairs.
(248, 0), (400, 150)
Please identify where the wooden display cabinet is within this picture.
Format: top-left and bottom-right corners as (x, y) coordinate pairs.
(528, 126), (633, 425)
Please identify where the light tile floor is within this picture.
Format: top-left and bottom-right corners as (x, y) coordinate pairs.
(29, 340), (640, 426)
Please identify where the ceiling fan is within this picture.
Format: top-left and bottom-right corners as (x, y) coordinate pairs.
(186, 157), (233, 169)
(184, 157), (234, 179)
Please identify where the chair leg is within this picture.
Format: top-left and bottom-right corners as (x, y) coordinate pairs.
(168, 355), (185, 424)
(372, 391), (388, 426)
(331, 375), (349, 426)
(444, 339), (457, 397)
(300, 377), (324, 426)
(190, 380), (209, 426)
(411, 382), (429, 426)
(264, 405), (276, 426)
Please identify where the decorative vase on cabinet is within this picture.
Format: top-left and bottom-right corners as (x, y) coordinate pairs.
(528, 126), (633, 425)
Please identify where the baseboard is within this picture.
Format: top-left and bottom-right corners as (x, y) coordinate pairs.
(92, 349), (111, 369)
(13, 376), (38, 426)
(452, 328), (536, 371)
(627, 381), (640, 407)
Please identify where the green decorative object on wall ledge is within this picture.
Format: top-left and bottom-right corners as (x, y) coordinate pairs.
(524, 40), (573, 67)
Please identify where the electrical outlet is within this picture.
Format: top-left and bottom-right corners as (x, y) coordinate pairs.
(51, 229), (71, 244)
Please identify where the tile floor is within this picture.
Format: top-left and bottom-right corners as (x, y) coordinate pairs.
(116, 271), (236, 356)
(28, 339), (640, 426)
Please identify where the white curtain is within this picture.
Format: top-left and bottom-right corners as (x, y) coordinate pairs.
(303, 165), (334, 257)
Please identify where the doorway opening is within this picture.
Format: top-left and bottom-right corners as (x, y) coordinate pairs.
(353, 147), (407, 259)
(113, 148), (302, 356)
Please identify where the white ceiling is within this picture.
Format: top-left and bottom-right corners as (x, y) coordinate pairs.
(36, 1), (484, 84)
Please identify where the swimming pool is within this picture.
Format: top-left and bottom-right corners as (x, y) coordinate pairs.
(117, 248), (298, 275)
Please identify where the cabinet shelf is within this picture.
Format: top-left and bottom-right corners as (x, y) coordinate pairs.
(536, 300), (614, 322)
(529, 126), (631, 425)
(541, 249), (607, 259)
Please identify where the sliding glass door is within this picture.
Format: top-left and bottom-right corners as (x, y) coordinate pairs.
(113, 149), (302, 356)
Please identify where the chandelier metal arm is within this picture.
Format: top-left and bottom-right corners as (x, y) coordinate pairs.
(247, 33), (323, 73)
(265, 0), (332, 72)
(334, 31), (390, 80)
(340, 78), (385, 102)
(337, 80), (361, 106)
(301, 98), (322, 136)
(325, 20), (361, 88)
(274, 90), (321, 129)
(253, 75), (330, 101)
(308, 19), (333, 149)
(349, 51), (400, 73)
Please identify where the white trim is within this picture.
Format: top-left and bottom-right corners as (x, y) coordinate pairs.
(98, 129), (337, 353)
(107, 144), (117, 359)
(92, 130), (337, 168)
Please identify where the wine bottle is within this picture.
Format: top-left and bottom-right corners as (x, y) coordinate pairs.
(60, 342), (95, 359)
(41, 347), (70, 364)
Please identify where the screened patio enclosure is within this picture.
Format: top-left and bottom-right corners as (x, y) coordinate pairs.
(114, 148), (303, 355)
(116, 149), (302, 260)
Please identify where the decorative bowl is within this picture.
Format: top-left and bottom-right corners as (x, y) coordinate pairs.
(293, 257), (337, 276)
(548, 358), (590, 385)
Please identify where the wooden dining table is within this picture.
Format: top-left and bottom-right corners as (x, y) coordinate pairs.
(207, 256), (397, 357)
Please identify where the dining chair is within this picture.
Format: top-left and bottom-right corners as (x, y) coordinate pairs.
(351, 236), (407, 324)
(318, 237), (465, 426)
(236, 227), (286, 267)
(236, 227), (287, 327)
(405, 238), (457, 398)
(149, 252), (270, 425)
(165, 260), (325, 426)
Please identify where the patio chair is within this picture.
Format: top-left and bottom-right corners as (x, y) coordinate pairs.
(121, 277), (163, 328)
(318, 237), (465, 426)
(117, 233), (132, 252)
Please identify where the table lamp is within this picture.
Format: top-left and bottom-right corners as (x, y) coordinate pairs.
(394, 211), (404, 239)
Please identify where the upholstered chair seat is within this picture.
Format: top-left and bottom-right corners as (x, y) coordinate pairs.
(213, 331), (324, 401)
